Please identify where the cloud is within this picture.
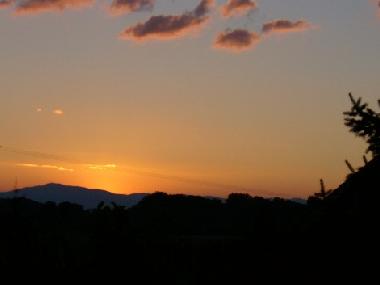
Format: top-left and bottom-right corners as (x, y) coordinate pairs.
(221, 0), (256, 17)
(86, 164), (117, 170)
(0, 0), (12, 9)
(109, 0), (154, 16)
(2, 145), (260, 193)
(262, 20), (312, 35)
(214, 29), (260, 52)
(17, 163), (74, 172)
(52, 109), (64, 115)
(14, 0), (93, 15)
(120, 0), (214, 41)
(374, 0), (380, 10)
(0, 145), (75, 163)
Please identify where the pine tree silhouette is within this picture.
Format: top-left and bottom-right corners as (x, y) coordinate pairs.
(344, 93), (380, 157)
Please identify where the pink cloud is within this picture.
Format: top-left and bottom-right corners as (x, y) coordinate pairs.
(0, 0), (12, 9)
(109, 0), (154, 16)
(14, 0), (93, 15)
(214, 29), (260, 52)
(120, 0), (214, 41)
(262, 20), (312, 35)
(221, 0), (256, 17)
(375, 0), (380, 8)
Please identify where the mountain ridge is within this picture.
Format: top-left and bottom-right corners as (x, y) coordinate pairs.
(0, 183), (307, 208)
(0, 183), (148, 209)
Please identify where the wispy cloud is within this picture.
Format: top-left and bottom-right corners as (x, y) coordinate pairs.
(1, 145), (262, 194)
(262, 20), (313, 35)
(0, 0), (12, 9)
(214, 29), (260, 52)
(52, 109), (64, 115)
(34, 107), (65, 115)
(221, 0), (256, 17)
(13, 0), (93, 15)
(119, 0), (214, 41)
(0, 145), (76, 163)
(17, 163), (74, 172)
(109, 0), (154, 16)
(86, 164), (117, 170)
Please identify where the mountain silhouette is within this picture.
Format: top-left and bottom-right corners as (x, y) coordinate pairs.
(0, 183), (148, 209)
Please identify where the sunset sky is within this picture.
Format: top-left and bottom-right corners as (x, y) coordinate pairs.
(0, 0), (379, 197)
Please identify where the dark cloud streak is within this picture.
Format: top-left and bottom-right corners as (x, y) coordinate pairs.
(0, 0), (12, 9)
(0, 145), (77, 164)
(214, 29), (260, 52)
(120, 0), (214, 41)
(221, 0), (256, 17)
(109, 0), (154, 16)
(14, 0), (93, 15)
(262, 20), (312, 35)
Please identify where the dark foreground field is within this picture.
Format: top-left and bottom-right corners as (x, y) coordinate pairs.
(0, 157), (378, 281)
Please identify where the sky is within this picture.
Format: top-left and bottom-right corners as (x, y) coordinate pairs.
(0, 0), (379, 197)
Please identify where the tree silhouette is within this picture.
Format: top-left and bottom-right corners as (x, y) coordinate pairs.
(344, 93), (380, 157)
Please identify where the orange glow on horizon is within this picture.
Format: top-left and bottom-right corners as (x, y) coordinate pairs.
(0, 0), (376, 199)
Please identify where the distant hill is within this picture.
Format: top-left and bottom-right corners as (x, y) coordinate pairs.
(0, 183), (306, 209)
(0, 183), (148, 209)
(289, 198), (307, 205)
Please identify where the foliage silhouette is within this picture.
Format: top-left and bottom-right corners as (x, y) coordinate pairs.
(344, 93), (380, 157)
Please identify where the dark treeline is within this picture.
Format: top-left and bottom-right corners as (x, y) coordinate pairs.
(0, 169), (377, 280)
(0, 94), (378, 281)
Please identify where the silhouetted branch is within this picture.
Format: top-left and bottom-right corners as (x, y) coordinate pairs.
(345, 160), (356, 174)
(363, 155), (369, 166)
(320, 179), (326, 197)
